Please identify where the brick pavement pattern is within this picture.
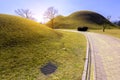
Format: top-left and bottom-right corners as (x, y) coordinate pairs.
(86, 32), (120, 80)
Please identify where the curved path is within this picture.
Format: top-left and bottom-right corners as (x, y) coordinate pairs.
(85, 32), (120, 80)
(58, 30), (120, 80)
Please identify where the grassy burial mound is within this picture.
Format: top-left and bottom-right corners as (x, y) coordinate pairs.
(47, 10), (114, 29)
(0, 14), (86, 80)
(0, 14), (59, 48)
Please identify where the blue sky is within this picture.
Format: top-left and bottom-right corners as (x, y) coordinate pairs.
(0, 0), (120, 22)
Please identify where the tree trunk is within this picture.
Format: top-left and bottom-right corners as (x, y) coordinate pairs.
(51, 18), (54, 29)
(103, 24), (106, 32)
(103, 27), (105, 32)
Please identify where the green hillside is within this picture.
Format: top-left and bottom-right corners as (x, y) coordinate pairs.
(47, 10), (114, 29)
(0, 14), (86, 80)
(0, 14), (59, 48)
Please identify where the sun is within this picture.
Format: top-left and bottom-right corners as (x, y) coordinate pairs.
(34, 15), (43, 23)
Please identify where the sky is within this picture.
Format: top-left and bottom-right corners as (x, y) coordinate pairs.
(0, 0), (120, 22)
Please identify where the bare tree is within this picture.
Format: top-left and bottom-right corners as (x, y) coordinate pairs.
(44, 7), (58, 28)
(107, 16), (111, 29)
(102, 16), (111, 32)
(106, 16), (111, 21)
(15, 9), (36, 21)
(102, 22), (106, 32)
(116, 17), (120, 27)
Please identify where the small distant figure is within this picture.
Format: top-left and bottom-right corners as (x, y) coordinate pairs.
(77, 26), (88, 31)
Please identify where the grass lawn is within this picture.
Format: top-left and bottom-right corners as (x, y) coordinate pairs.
(89, 29), (120, 38)
(37, 31), (87, 80)
(0, 14), (87, 80)
(0, 31), (86, 80)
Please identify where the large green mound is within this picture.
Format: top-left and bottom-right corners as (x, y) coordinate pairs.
(0, 14), (87, 79)
(0, 14), (59, 47)
(47, 10), (113, 29)
(0, 14), (61, 79)
(68, 11), (108, 24)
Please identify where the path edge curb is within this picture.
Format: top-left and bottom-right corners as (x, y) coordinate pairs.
(82, 33), (91, 80)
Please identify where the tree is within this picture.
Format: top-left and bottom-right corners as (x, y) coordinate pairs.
(106, 16), (111, 29)
(15, 9), (36, 21)
(106, 16), (111, 21)
(102, 16), (111, 32)
(118, 17), (120, 26)
(113, 17), (120, 27)
(102, 23), (106, 32)
(113, 21), (120, 26)
(44, 7), (58, 28)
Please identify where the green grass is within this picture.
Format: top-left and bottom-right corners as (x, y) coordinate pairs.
(0, 14), (87, 80)
(0, 14), (60, 47)
(89, 29), (120, 38)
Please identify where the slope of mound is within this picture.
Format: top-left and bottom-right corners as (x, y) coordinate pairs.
(47, 10), (113, 29)
(0, 14), (61, 79)
(68, 10), (108, 24)
(0, 14), (87, 79)
(0, 14), (59, 47)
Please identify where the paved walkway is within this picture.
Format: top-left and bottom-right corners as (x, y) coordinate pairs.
(58, 30), (120, 80)
(86, 32), (120, 80)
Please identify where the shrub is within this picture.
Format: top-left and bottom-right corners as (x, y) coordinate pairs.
(77, 26), (88, 31)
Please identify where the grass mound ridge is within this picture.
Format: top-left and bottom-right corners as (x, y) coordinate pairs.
(0, 14), (59, 47)
(47, 10), (114, 29)
(68, 10), (108, 24)
(0, 14), (61, 79)
(0, 14), (87, 80)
